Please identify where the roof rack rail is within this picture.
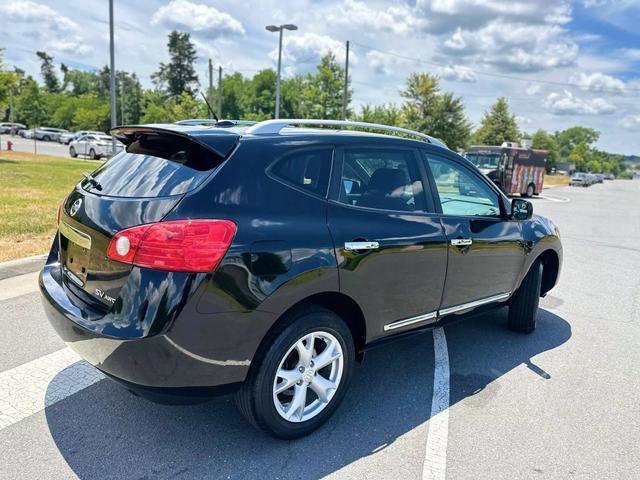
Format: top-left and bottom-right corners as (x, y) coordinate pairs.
(245, 119), (447, 148)
(175, 119), (257, 127)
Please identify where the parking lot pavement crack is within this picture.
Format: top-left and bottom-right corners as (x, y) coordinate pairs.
(0, 347), (105, 431)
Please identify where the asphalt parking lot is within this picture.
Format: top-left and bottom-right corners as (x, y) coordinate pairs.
(1, 180), (638, 479)
(0, 135), (72, 158)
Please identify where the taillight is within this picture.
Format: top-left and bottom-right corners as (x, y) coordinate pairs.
(106, 220), (236, 272)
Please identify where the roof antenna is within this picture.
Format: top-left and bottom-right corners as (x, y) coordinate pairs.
(200, 92), (219, 122)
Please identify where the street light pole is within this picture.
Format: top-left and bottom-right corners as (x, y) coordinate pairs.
(275, 27), (283, 119)
(266, 24), (298, 119)
(109, 0), (116, 152)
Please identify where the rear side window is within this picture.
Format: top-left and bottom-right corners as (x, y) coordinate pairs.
(269, 148), (332, 197)
(82, 134), (224, 197)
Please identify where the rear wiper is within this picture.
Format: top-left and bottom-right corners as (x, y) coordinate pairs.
(82, 172), (102, 191)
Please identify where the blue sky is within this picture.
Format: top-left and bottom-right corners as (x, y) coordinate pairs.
(1, 0), (639, 154)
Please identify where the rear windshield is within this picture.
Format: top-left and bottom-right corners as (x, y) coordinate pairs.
(81, 134), (224, 198)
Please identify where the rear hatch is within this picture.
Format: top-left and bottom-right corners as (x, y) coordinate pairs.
(58, 126), (238, 311)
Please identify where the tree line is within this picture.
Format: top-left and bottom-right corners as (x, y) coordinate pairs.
(0, 30), (628, 175)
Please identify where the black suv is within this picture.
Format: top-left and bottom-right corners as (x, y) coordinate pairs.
(40, 119), (562, 439)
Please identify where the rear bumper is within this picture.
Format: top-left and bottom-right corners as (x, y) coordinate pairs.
(39, 257), (277, 400)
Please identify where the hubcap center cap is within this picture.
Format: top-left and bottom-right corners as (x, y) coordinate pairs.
(302, 369), (314, 383)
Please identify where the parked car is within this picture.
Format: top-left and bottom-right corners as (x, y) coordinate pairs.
(41, 119), (562, 439)
(19, 128), (36, 139)
(59, 130), (106, 145)
(594, 174), (604, 183)
(69, 134), (124, 159)
(34, 127), (69, 142)
(604, 173), (615, 180)
(570, 172), (589, 186)
(0, 122), (26, 134)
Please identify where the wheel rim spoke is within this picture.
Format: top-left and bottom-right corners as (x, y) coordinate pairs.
(309, 374), (337, 403)
(295, 334), (314, 366)
(285, 384), (308, 421)
(275, 368), (302, 394)
(312, 339), (341, 370)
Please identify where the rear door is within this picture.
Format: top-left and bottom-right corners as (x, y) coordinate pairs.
(327, 145), (447, 340)
(421, 150), (525, 312)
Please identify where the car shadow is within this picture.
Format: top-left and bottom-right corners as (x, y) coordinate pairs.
(44, 308), (570, 479)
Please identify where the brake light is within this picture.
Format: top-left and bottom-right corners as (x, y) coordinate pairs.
(106, 220), (236, 272)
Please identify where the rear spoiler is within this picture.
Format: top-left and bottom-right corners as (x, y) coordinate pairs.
(110, 124), (240, 159)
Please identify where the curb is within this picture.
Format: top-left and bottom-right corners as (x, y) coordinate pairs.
(0, 254), (47, 281)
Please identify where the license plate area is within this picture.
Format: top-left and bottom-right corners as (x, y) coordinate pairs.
(59, 221), (92, 287)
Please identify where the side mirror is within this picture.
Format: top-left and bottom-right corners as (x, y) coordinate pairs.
(511, 198), (533, 220)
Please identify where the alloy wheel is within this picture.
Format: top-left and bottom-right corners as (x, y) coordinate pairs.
(272, 331), (344, 423)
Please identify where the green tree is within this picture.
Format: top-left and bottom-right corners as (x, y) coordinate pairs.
(530, 129), (560, 172)
(301, 53), (350, 119)
(14, 77), (46, 126)
(555, 126), (600, 159)
(36, 51), (60, 93)
(356, 103), (402, 126)
(218, 72), (247, 119)
(243, 69), (277, 120)
(400, 73), (471, 150)
(152, 31), (199, 97)
(472, 97), (520, 146)
(0, 49), (19, 119)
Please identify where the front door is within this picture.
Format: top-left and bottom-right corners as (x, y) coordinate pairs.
(422, 151), (525, 311)
(328, 145), (448, 340)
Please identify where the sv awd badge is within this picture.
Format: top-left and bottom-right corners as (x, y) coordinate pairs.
(95, 288), (116, 304)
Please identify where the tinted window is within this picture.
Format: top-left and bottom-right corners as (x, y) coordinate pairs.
(425, 154), (500, 217)
(338, 147), (425, 212)
(82, 134), (224, 198)
(270, 148), (332, 197)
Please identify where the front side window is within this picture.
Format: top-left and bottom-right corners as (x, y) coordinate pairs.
(269, 148), (332, 197)
(425, 154), (501, 217)
(338, 147), (425, 212)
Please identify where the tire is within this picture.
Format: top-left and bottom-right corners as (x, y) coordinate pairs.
(89, 149), (97, 160)
(523, 183), (535, 198)
(236, 306), (355, 439)
(69, 147), (77, 158)
(42, 135), (50, 142)
(508, 259), (542, 333)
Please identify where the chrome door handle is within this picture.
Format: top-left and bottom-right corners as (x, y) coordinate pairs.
(344, 241), (379, 251)
(451, 238), (473, 247)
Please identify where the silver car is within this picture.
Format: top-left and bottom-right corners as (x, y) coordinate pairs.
(0, 122), (26, 134)
(59, 130), (106, 145)
(34, 127), (69, 142)
(69, 134), (124, 159)
(570, 172), (589, 187)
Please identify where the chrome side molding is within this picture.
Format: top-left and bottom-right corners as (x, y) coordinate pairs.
(451, 238), (473, 247)
(438, 292), (511, 317)
(383, 311), (437, 331)
(382, 291), (512, 332)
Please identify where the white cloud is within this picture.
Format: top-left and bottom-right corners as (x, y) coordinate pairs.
(526, 84), (542, 96)
(619, 48), (640, 61)
(545, 90), (615, 115)
(366, 50), (410, 75)
(570, 72), (626, 92)
(0, 0), (92, 55)
(270, 32), (351, 72)
(620, 115), (640, 130)
(325, 0), (420, 35)
(440, 20), (578, 72)
(150, 0), (245, 38)
(438, 65), (477, 82)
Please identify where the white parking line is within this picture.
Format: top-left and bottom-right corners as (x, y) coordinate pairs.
(536, 194), (570, 203)
(0, 271), (40, 302)
(0, 347), (104, 431)
(422, 327), (450, 480)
